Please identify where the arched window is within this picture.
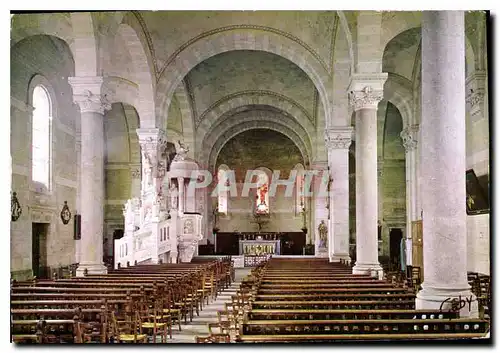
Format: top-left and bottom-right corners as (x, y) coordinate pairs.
(255, 170), (269, 215)
(217, 165), (229, 215)
(32, 85), (52, 192)
(294, 164), (305, 215)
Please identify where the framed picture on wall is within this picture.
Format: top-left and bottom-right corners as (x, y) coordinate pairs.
(465, 169), (489, 215)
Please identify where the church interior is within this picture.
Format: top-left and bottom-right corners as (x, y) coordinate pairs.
(10, 10), (491, 343)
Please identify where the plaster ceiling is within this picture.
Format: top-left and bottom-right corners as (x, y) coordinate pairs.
(382, 27), (420, 81)
(138, 11), (337, 74)
(185, 50), (316, 122)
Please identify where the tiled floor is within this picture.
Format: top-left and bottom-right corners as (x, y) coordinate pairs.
(166, 268), (251, 344)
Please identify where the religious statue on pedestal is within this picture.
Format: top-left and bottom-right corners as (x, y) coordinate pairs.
(318, 220), (328, 248)
(173, 140), (189, 161)
(169, 182), (178, 210)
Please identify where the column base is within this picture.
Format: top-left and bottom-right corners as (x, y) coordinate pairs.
(330, 253), (351, 265)
(416, 285), (479, 318)
(76, 263), (108, 277)
(316, 247), (328, 258)
(352, 262), (383, 279)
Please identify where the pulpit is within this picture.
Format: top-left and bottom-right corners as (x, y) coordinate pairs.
(239, 238), (280, 256)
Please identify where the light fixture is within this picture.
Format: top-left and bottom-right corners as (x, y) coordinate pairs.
(60, 201), (71, 225)
(11, 192), (22, 222)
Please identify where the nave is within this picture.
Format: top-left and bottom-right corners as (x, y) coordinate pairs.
(10, 257), (490, 344)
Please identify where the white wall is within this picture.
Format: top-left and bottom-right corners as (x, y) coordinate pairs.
(11, 35), (78, 279)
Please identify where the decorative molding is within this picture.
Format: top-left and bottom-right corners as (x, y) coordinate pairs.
(68, 77), (111, 115)
(347, 73), (388, 111)
(329, 14), (339, 74)
(12, 164), (29, 177)
(182, 76), (198, 123)
(10, 96), (33, 113)
(55, 176), (77, 189)
(196, 90), (314, 128)
(136, 128), (168, 178)
(105, 199), (128, 206)
(157, 25), (330, 82)
(74, 90), (112, 115)
(348, 85), (384, 111)
(132, 11), (159, 77)
(325, 127), (353, 150)
(105, 163), (134, 170)
(400, 124), (419, 152)
(312, 89), (319, 127)
(30, 208), (54, 223)
(466, 71), (487, 117)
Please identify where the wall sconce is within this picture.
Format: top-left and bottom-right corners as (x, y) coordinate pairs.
(60, 201), (71, 225)
(11, 192), (22, 222)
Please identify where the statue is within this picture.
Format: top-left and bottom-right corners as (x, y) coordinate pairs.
(142, 151), (153, 186)
(169, 182), (178, 210)
(318, 220), (328, 248)
(173, 140), (189, 161)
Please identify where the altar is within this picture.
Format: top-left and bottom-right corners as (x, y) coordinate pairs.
(239, 239), (281, 256)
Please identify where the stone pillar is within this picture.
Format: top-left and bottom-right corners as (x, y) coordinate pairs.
(325, 127), (352, 264)
(416, 11), (477, 317)
(69, 76), (110, 276)
(348, 73), (387, 277)
(310, 161), (328, 257)
(178, 177), (185, 215)
(377, 158), (384, 258)
(401, 124), (419, 266)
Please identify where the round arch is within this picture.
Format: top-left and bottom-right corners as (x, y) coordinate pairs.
(383, 73), (413, 128)
(204, 119), (311, 174)
(11, 13), (74, 53)
(155, 29), (332, 129)
(200, 109), (312, 170)
(195, 91), (315, 148)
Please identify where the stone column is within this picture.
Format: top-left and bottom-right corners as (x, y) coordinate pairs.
(401, 124), (419, 266)
(348, 73), (387, 276)
(69, 77), (110, 276)
(416, 11), (477, 317)
(310, 161), (328, 257)
(178, 177), (185, 215)
(377, 158), (385, 258)
(325, 127), (352, 263)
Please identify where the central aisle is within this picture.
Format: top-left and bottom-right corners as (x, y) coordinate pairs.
(167, 267), (252, 343)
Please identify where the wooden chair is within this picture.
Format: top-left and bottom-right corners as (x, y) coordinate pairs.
(139, 302), (167, 343)
(109, 311), (147, 343)
(195, 334), (231, 343)
(163, 289), (182, 332)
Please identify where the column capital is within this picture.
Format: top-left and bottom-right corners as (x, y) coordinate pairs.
(69, 76), (111, 114)
(325, 127), (353, 150)
(465, 71), (487, 116)
(400, 124), (419, 152)
(310, 160), (328, 171)
(347, 73), (388, 111)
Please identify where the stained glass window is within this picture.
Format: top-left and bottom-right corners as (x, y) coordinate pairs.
(255, 171), (269, 215)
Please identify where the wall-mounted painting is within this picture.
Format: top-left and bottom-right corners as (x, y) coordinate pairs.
(465, 169), (489, 215)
